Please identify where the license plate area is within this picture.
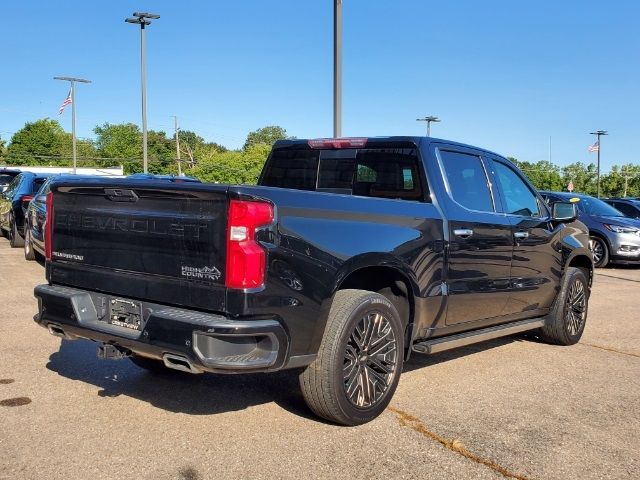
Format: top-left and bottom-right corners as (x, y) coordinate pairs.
(108, 298), (143, 331)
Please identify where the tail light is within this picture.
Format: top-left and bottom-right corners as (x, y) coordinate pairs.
(225, 199), (273, 289)
(20, 195), (34, 209)
(308, 137), (367, 149)
(45, 192), (53, 261)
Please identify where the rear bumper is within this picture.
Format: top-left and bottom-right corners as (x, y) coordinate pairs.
(34, 284), (307, 373)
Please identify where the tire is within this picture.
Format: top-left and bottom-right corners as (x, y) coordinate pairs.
(299, 289), (404, 426)
(540, 267), (589, 346)
(9, 216), (24, 248)
(589, 236), (609, 268)
(24, 227), (36, 261)
(129, 355), (173, 374)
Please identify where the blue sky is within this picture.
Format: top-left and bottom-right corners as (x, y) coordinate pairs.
(1, 1), (638, 172)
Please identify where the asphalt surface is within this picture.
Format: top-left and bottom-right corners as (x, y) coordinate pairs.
(1, 239), (638, 480)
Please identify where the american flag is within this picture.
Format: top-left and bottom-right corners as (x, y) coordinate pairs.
(588, 141), (599, 152)
(58, 88), (72, 115)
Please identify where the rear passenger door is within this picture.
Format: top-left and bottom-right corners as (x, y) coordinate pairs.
(435, 146), (513, 325)
(488, 158), (561, 316)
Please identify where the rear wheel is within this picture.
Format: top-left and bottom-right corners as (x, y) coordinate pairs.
(299, 289), (404, 425)
(589, 236), (609, 268)
(24, 227), (36, 260)
(540, 267), (589, 345)
(9, 216), (24, 248)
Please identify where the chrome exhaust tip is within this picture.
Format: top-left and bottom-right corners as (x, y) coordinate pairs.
(162, 354), (203, 374)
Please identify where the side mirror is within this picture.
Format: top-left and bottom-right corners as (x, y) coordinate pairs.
(552, 202), (577, 223)
(36, 194), (47, 203)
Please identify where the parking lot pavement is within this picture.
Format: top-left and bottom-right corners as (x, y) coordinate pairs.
(1, 240), (638, 480)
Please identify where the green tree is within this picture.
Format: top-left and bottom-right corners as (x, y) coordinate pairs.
(601, 164), (640, 198)
(94, 123), (142, 173)
(187, 143), (271, 185)
(561, 162), (597, 195)
(509, 158), (563, 191)
(243, 125), (288, 151)
(6, 119), (68, 165)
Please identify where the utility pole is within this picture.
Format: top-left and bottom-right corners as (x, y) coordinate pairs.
(173, 115), (182, 176)
(416, 116), (440, 136)
(333, 0), (342, 138)
(54, 76), (91, 174)
(126, 11), (160, 173)
(590, 130), (608, 198)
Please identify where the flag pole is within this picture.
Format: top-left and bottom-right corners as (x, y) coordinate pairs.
(71, 81), (77, 174)
(54, 76), (91, 174)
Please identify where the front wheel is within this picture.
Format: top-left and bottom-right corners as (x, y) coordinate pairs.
(299, 289), (404, 425)
(589, 236), (609, 268)
(24, 227), (36, 260)
(540, 267), (589, 345)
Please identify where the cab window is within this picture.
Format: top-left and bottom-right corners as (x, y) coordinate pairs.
(492, 161), (540, 217)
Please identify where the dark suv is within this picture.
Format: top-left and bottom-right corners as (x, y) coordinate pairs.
(540, 191), (640, 267)
(0, 172), (52, 247)
(604, 198), (640, 220)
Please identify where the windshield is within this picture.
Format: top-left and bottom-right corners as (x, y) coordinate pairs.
(577, 197), (624, 217)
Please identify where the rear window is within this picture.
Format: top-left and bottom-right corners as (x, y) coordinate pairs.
(31, 178), (48, 194)
(261, 148), (426, 201)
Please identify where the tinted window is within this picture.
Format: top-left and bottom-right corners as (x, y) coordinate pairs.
(31, 177), (48, 194)
(262, 147), (426, 201)
(261, 149), (319, 191)
(439, 150), (493, 211)
(493, 161), (540, 217)
(614, 203), (639, 217)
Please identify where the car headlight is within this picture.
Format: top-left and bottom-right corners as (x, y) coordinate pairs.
(604, 224), (640, 234)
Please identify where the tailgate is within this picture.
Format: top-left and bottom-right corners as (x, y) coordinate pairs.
(48, 180), (229, 312)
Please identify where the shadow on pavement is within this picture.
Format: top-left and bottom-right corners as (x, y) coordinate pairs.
(46, 334), (533, 419)
(46, 338), (315, 419)
(403, 334), (528, 373)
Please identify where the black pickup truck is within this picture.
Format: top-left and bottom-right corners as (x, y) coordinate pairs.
(34, 136), (593, 425)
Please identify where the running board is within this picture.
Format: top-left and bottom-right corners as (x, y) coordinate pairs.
(411, 318), (545, 354)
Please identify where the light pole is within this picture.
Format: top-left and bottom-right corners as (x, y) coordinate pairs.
(417, 116), (440, 136)
(590, 130), (608, 198)
(54, 76), (91, 174)
(126, 11), (160, 173)
(333, 0), (342, 138)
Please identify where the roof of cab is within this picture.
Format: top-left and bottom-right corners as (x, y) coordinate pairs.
(272, 136), (508, 159)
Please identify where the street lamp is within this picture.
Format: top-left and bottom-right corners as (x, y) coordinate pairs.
(333, 0), (342, 138)
(417, 116), (440, 136)
(53, 76), (91, 174)
(126, 11), (160, 173)
(590, 130), (608, 198)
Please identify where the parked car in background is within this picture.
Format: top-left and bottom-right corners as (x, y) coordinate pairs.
(0, 168), (22, 193)
(23, 175), (58, 261)
(540, 191), (640, 267)
(0, 172), (52, 247)
(603, 198), (640, 220)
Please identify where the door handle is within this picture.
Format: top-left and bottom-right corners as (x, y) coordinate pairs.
(514, 231), (529, 240)
(453, 228), (474, 238)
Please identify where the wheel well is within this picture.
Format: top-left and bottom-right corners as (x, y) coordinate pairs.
(568, 255), (593, 286)
(338, 266), (414, 333)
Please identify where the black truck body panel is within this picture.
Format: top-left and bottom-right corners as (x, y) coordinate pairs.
(34, 136), (593, 373)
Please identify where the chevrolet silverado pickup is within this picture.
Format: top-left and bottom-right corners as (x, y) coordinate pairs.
(34, 136), (593, 425)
